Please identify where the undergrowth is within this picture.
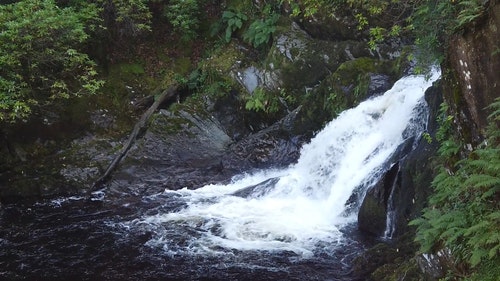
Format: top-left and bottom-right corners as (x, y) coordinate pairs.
(410, 98), (500, 280)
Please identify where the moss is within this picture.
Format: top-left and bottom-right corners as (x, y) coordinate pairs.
(119, 63), (145, 75)
(173, 56), (193, 76)
(149, 113), (193, 136)
(203, 42), (244, 73)
(194, 42), (246, 99)
(352, 232), (425, 280)
(226, 0), (255, 14)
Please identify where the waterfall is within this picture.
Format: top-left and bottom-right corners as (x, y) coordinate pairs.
(130, 69), (441, 257)
(383, 164), (400, 239)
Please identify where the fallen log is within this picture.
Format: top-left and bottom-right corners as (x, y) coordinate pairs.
(92, 84), (178, 189)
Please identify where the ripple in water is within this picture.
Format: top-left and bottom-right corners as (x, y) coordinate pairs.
(0, 70), (440, 280)
(125, 69), (441, 264)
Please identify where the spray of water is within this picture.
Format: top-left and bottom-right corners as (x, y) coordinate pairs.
(130, 69), (441, 256)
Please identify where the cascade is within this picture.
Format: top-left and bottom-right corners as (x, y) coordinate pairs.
(383, 164), (401, 239)
(130, 69), (441, 257)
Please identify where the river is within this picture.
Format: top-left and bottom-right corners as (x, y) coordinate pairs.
(0, 70), (439, 280)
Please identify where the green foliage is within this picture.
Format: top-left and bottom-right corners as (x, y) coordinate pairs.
(245, 88), (275, 112)
(456, 0), (485, 27)
(0, 0), (103, 123)
(221, 10), (248, 43)
(245, 87), (293, 113)
(368, 26), (386, 50)
(98, 0), (152, 38)
(283, 0), (340, 18)
(282, 0), (487, 70)
(243, 5), (279, 48)
(411, 98), (500, 279)
(422, 132), (433, 144)
(165, 0), (200, 41)
(113, 0), (151, 31)
(411, 0), (486, 69)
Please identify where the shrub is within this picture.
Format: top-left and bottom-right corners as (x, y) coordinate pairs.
(165, 0), (200, 41)
(0, 0), (103, 123)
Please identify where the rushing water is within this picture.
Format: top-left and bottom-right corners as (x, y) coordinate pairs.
(0, 70), (439, 280)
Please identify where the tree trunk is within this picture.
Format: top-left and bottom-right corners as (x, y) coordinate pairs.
(92, 84), (178, 189)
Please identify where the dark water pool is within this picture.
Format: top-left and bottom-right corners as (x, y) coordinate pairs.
(0, 188), (370, 281)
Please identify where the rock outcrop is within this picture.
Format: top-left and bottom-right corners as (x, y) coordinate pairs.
(443, 1), (500, 145)
(0, 14), (407, 202)
(357, 81), (443, 237)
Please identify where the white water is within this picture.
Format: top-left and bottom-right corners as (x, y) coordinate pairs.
(132, 69), (440, 257)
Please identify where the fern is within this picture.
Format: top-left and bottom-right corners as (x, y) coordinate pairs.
(411, 97), (500, 278)
(465, 174), (500, 189)
(456, 0), (484, 27)
(487, 98), (500, 120)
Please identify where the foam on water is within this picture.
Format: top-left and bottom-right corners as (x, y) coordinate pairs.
(130, 69), (441, 257)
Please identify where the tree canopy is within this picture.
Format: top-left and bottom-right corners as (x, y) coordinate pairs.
(0, 0), (103, 123)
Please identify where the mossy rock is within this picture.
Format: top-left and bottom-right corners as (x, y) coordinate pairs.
(292, 57), (398, 135)
(352, 232), (423, 280)
(264, 21), (372, 91)
(202, 42), (247, 74)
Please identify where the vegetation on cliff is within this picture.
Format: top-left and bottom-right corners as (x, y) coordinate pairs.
(0, 0), (497, 279)
(410, 99), (500, 280)
(0, 0), (488, 124)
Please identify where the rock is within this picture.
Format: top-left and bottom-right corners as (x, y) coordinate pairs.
(358, 162), (400, 237)
(109, 106), (233, 192)
(294, 8), (361, 41)
(444, 1), (500, 145)
(351, 232), (423, 280)
(234, 20), (379, 95)
(415, 249), (453, 280)
(237, 66), (261, 93)
(293, 57), (400, 136)
(229, 107), (304, 168)
(368, 74), (392, 96)
(357, 81), (443, 238)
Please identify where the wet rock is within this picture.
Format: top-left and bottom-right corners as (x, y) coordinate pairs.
(368, 74), (392, 96)
(358, 162), (400, 237)
(357, 81), (443, 238)
(237, 66), (261, 93)
(415, 249), (453, 280)
(228, 107), (304, 169)
(294, 9), (361, 41)
(293, 57), (399, 136)
(105, 100), (304, 194)
(232, 177), (280, 198)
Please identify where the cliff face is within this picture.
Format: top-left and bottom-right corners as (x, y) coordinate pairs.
(443, 1), (500, 145)
(361, 0), (500, 239)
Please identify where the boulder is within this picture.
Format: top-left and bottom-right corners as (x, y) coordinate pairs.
(358, 162), (400, 237)
(357, 81), (443, 237)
